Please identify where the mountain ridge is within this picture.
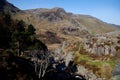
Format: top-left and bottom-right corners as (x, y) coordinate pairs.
(12, 7), (120, 48)
(23, 7), (120, 33)
(0, 0), (120, 49)
(0, 0), (22, 13)
(1, 1), (120, 79)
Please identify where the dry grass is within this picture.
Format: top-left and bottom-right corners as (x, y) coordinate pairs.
(12, 10), (120, 50)
(74, 46), (116, 79)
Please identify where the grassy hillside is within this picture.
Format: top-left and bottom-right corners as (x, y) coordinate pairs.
(74, 15), (119, 34)
(12, 8), (120, 49)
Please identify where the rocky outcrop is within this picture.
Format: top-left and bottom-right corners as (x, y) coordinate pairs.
(60, 26), (90, 37)
(83, 33), (120, 56)
(112, 59), (120, 80)
(77, 66), (104, 80)
(25, 7), (67, 22)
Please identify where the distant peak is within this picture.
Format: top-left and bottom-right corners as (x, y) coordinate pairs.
(51, 7), (64, 10)
(51, 7), (66, 13)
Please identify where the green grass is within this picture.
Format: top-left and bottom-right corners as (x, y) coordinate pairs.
(77, 53), (91, 61)
(105, 60), (116, 68)
(87, 61), (102, 67)
(74, 51), (116, 79)
(76, 52), (116, 68)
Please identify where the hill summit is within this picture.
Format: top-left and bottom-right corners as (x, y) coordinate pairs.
(0, 0), (21, 13)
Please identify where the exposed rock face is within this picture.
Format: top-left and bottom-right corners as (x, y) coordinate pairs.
(64, 51), (73, 66)
(25, 7), (67, 22)
(60, 26), (90, 37)
(112, 60), (120, 80)
(83, 32), (120, 56)
(77, 66), (104, 80)
(112, 60), (120, 76)
(53, 41), (73, 63)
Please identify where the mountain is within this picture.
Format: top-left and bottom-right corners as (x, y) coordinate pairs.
(20, 7), (120, 34)
(1, 1), (120, 79)
(72, 14), (120, 34)
(0, 1), (119, 49)
(11, 7), (119, 48)
(0, 0), (21, 13)
(111, 24), (120, 29)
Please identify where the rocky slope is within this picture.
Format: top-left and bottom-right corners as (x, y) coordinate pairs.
(0, 0), (21, 13)
(112, 59), (120, 80)
(1, 1), (120, 79)
(11, 7), (120, 49)
(83, 31), (120, 56)
(1, 0), (120, 49)
(22, 8), (120, 34)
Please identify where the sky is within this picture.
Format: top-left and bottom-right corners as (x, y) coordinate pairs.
(7, 0), (120, 25)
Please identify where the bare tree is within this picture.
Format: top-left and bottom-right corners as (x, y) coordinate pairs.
(30, 49), (50, 79)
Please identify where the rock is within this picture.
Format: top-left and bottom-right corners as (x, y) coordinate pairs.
(64, 51), (73, 66)
(110, 45), (116, 55)
(91, 43), (97, 54)
(111, 75), (120, 80)
(112, 60), (120, 76)
(77, 66), (104, 80)
(104, 45), (110, 55)
(82, 34), (119, 56)
(111, 59), (120, 80)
